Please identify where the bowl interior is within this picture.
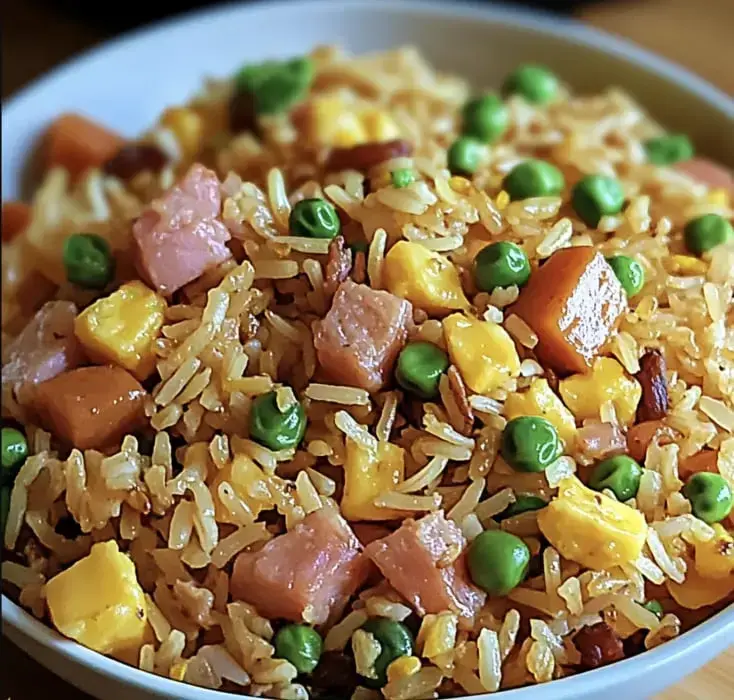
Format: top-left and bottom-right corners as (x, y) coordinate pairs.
(2, 1), (733, 699)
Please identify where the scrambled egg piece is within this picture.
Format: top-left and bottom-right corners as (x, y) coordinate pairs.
(559, 357), (641, 426)
(504, 377), (578, 447)
(537, 476), (647, 570)
(443, 313), (521, 394)
(74, 281), (166, 380)
(342, 439), (405, 521)
(386, 656), (422, 683)
(667, 565), (734, 610)
(306, 95), (400, 148)
(45, 541), (147, 656)
(694, 524), (734, 580)
(383, 242), (469, 317)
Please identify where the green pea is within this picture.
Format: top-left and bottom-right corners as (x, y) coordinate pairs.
(501, 416), (561, 473)
(684, 214), (734, 256)
(473, 241), (531, 292)
(606, 255), (645, 297)
(571, 174), (625, 228)
(360, 618), (415, 688)
(682, 472), (733, 524)
(63, 233), (115, 289)
(502, 64), (559, 104)
(497, 494), (547, 521)
(289, 198), (341, 239)
(589, 455), (643, 502)
(0, 486), (10, 539)
(502, 160), (565, 201)
(642, 600), (664, 620)
(462, 94), (509, 143)
(1, 427), (27, 472)
(249, 391), (306, 451)
(234, 57), (314, 115)
(395, 342), (449, 400)
(391, 168), (416, 189)
(273, 623), (323, 674)
(644, 134), (694, 166)
(447, 137), (484, 176)
(468, 529), (530, 596)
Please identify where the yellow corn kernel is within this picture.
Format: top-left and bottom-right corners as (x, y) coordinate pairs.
(495, 190), (510, 210)
(443, 313), (521, 394)
(449, 176), (473, 195)
(664, 254), (708, 276)
(169, 660), (189, 681)
(383, 241), (469, 317)
(706, 188), (730, 207)
(160, 107), (203, 160)
(361, 108), (401, 143)
(559, 357), (641, 427)
(342, 440), (405, 521)
(212, 454), (275, 523)
(694, 524), (734, 580)
(667, 565), (734, 609)
(45, 541), (147, 656)
(308, 95), (369, 148)
(537, 476), (647, 570)
(386, 655), (422, 683)
(504, 377), (578, 447)
(74, 281), (166, 380)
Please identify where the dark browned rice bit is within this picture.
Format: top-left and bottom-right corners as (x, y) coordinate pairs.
(635, 348), (670, 422)
(229, 88), (259, 136)
(447, 365), (474, 436)
(325, 138), (413, 173)
(103, 143), (167, 181)
(574, 622), (625, 669)
(351, 251), (367, 285)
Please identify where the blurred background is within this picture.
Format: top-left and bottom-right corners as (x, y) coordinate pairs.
(3, 0), (733, 99)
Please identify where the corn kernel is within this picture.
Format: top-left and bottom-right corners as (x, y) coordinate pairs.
(74, 281), (166, 380)
(537, 476), (647, 570)
(161, 107), (203, 160)
(383, 241), (469, 317)
(667, 565), (734, 609)
(694, 524), (734, 580)
(559, 357), (641, 427)
(664, 255), (708, 276)
(386, 655), (422, 683)
(342, 440), (405, 521)
(495, 190), (510, 210)
(308, 96), (368, 148)
(362, 108), (400, 143)
(169, 660), (189, 681)
(45, 541), (147, 656)
(504, 377), (578, 447)
(449, 176), (473, 195)
(443, 313), (521, 394)
(706, 188), (730, 207)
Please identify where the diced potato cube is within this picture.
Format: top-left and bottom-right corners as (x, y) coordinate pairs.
(74, 281), (166, 380)
(559, 357), (641, 426)
(342, 440), (405, 521)
(504, 377), (577, 447)
(443, 313), (521, 395)
(694, 524), (734, 580)
(45, 541), (147, 656)
(384, 241), (469, 317)
(667, 566), (734, 609)
(537, 476), (647, 570)
(212, 454), (275, 524)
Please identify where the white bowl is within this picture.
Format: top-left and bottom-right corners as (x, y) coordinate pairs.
(2, 1), (732, 698)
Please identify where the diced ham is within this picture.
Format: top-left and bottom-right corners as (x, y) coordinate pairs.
(365, 511), (486, 627)
(1, 301), (85, 407)
(314, 280), (412, 392)
(230, 508), (370, 625)
(33, 365), (146, 450)
(676, 158), (734, 194)
(132, 163), (232, 295)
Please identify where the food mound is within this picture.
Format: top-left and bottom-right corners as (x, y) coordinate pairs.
(1, 46), (733, 700)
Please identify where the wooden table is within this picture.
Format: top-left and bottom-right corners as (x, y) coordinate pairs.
(2, 1), (732, 698)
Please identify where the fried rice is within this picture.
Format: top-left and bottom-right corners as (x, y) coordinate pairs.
(1, 45), (733, 700)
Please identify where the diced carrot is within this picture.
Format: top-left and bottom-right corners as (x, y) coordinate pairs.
(679, 450), (718, 478)
(510, 247), (627, 375)
(2, 201), (31, 242)
(45, 113), (125, 179)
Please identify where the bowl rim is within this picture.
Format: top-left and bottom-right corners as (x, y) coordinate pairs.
(2, 1), (733, 699)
